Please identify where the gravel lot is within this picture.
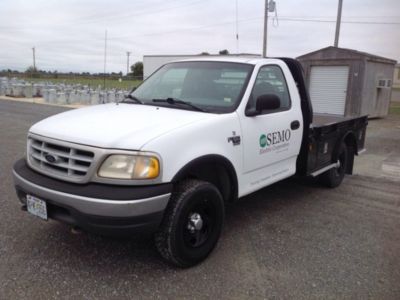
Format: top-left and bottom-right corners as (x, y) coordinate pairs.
(1, 99), (399, 299)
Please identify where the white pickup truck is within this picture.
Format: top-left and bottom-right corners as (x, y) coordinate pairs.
(13, 57), (367, 267)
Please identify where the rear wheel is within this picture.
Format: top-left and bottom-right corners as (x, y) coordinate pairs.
(155, 179), (224, 268)
(320, 143), (348, 188)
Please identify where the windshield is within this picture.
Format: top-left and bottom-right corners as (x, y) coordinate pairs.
(131, 61), (254, 113)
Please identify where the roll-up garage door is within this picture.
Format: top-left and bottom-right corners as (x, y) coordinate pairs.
(309, 66), (349, 115)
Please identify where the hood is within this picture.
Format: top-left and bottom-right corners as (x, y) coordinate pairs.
(30, 103), (213, 150)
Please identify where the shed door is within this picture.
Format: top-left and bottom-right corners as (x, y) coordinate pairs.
(309, 66), (349, 115)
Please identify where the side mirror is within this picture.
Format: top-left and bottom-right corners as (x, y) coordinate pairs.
(256, 94), (280, 111)
(247, 94), (281, 116)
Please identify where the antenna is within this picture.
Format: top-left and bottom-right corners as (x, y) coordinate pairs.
(235, 0), (239, 54)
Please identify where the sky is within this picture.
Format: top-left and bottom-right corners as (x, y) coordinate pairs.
(0, 0), (399, 73)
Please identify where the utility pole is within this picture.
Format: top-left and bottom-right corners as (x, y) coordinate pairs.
(126, 51), (131, 76)
(334, 0), (343, 47)
(103, 29), (107, 89)
(262, 0), (268, 57)
(32, 47), (36, 70)
(262, 0), (276, 57)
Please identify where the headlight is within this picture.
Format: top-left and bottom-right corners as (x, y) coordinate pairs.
(98, 154), (160, 180)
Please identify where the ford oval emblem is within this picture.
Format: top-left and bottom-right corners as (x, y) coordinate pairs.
(44, 153), (58, 163)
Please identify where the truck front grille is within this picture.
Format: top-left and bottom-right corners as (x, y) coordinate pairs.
(28, 137), (95, 181)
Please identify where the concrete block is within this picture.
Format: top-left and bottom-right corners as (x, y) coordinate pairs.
(22, 85), (33, 98)
(106, 91), (116, 103)
(64, 90), (72, 104)
(115, 91), (126, 102)
(99, 92), (106, 104)
(56, 92), (66, 104)
(42, 89), (49, 102)
(12, 84), (24, 97)
(5, 86), (13, 96)
(90, 91), (100, 105)
(48, 89), (57, 104)
(68, 91), (77, 104)
(79, 90), (91, 105)
(33, 84), (45, 97)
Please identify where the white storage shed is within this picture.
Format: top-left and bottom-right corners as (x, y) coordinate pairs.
(298, 47), (397, 118)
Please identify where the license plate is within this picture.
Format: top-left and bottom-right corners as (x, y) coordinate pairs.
(26, 195), (48, 220)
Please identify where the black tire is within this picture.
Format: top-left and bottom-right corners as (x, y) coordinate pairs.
(320, 143), (348, 188)
(154, 179), (225, 268)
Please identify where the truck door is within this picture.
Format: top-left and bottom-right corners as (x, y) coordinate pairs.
(240, 64), (303, 195)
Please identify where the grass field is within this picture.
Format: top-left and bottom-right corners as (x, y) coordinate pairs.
(389, 101), (400, 115)
(22, 77), (142, 90)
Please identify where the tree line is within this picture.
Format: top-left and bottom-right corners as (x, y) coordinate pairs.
(0, 61), (144, 80)
(1, 49), (231, 80)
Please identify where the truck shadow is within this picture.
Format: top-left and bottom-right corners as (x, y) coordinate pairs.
(26, 176), (326, 274)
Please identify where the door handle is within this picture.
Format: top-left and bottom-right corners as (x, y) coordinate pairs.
(291, 120), (300, 130)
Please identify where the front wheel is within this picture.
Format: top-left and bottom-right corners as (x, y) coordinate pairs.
(155, 179), (225, 268)
(320, 143), (348, 188)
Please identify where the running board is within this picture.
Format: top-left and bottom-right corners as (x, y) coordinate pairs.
(310, 163), (338, 177)
(358, 148), (366, 155)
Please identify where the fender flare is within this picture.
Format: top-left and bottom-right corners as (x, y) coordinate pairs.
(171, 154), (239, 202)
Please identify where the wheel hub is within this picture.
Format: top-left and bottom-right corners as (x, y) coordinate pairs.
(335, 160), (341, 168)
(187, 212), (203, 232)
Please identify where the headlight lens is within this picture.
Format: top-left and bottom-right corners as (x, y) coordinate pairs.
(98, 155), (160, 180)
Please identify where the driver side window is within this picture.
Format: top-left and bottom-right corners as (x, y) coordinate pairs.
(246, 65), (291, 113)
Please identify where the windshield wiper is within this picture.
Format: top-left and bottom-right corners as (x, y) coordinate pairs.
(152, 97), (206, 112)
(120, 94), (143, 104)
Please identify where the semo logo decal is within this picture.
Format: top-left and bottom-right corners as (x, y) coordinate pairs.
(259, 129), (291, 154)
(259, 134), (267, 148)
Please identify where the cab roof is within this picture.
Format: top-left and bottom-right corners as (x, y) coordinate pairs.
(166, 56), (283, 65)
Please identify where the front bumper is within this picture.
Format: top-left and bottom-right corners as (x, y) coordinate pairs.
(13, 159), (172, 235)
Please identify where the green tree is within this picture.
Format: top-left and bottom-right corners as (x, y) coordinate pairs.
(25, 65), (39, 77)
(130, 61), (143, 80)
(219, 49), (229, 55)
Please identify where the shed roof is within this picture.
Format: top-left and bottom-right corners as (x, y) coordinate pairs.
(297, 46), (397, 65)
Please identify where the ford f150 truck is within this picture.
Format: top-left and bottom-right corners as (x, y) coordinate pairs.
(13, 57), (367, 267)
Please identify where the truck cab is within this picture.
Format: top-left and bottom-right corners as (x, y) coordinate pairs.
(13, 57), (367, 267)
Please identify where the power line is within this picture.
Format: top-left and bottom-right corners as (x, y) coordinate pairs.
(278, 17), (400, 25)
(2, 15), (399, 53)
(103, 17), (400, 42)
(2, 10), (398, 31)
(0, 0), (206, 30)
(277, 15), (400, 19)
(106, 17), (263, 41)
(2, 15), (399, 50)
(65, 0), (205, 26)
